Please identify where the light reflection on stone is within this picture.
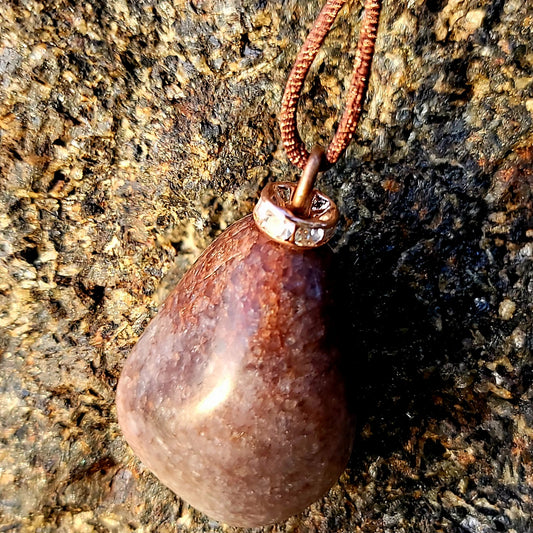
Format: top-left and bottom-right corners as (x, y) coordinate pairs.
(196, 377), (234, 415)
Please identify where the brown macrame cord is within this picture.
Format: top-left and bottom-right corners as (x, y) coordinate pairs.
(280, 0), (382, 170)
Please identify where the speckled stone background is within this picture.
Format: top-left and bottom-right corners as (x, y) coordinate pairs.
(0, 0), (531, 532)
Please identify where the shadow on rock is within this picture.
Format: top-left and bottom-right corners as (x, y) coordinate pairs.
(332, 157), (494, 469)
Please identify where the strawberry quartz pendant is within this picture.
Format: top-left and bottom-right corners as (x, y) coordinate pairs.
(116, 151), (354, 527)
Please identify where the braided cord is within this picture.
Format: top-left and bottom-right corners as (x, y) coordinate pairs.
(279, 0), (382, 170)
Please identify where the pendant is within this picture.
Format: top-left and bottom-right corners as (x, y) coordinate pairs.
(116, 157), (354, 527)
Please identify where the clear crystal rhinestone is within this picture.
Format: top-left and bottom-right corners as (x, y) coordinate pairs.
(294, 227), (325, 247)
(311, 195), (327, 212)
(264, 214), (295, 241)
(254, 198), (295, 241)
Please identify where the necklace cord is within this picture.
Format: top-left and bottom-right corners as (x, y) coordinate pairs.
(279, 0), (382, 171)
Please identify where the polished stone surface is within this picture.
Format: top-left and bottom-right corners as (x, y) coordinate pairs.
(116, 215), (353, 527)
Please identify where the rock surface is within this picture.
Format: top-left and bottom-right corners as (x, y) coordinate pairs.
(117, 215), (353, 527)
(0, 0), (532, 532)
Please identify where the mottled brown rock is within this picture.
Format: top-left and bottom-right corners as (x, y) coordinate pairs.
(116, 215), (353, 527)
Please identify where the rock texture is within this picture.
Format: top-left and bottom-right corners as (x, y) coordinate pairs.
(117, 215), (353, 527)
(0, 0), (532, 532)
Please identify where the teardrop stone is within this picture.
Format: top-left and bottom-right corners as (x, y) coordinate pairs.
(116, 214), (353, 527)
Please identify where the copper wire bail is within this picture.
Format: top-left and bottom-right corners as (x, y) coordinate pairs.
(291, 145), (326, 217)
(253, 145), (339, 249)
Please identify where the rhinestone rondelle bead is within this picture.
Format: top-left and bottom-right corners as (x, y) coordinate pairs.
(253, 182), (339, 249)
